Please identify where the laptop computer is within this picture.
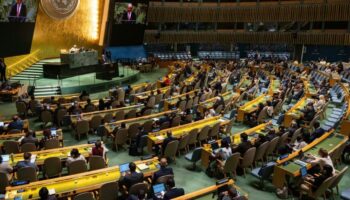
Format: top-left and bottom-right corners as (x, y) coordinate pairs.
(50, 128), (57, 137)
(210, 141), (219, 150)
(300, 166), (308, 178)
(153, 183), (166, 198)
(119, 163), (130, 173)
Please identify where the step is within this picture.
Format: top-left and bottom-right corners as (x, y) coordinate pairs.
(34, 88), (60, 92)
(29, 66), (43, 70)
(34, 91), (61, 96)
(24, 69), (43, 73)
(35, 85), (60, 89)
(13, 74), (41, 78)
(19, 71), (43, 76)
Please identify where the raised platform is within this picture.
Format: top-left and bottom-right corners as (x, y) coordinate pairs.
(12, 59), (141, 96)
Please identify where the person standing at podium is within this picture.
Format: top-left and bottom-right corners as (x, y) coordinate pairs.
(122, 3), (137, 24)
(8, 0), (27, 22)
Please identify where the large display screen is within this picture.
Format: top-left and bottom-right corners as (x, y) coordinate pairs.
(0, 0), (39, 57)
(0, 0), (39, 22)
(109, 0), (149, 46)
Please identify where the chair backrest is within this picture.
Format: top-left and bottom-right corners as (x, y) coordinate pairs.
(171, 116), (181, 127)
(16, 102), (27, 114)
(155, 94), (163, 105)
(115, 129), (128, 145)
(329, 166), (348, 190)
(129, 182), (149, 195)
(254, 141), (269, 162)
(147, 96), (156, 108)
(99, 182), (119, 200)
(164, 140), (179, 158)
(313, 175), (337, 198)
(128, 123), (140, 139)
(43, 157), (62, 178)
(208, 122), (220, 138)
(178, 100), (187, 112)
(265, 136), (280, 157)
(85, 105), (96, 113)
(44, 138), (60, 149)
(126, 109), (137, 119)
(143, 109), (152, 116)
(142, 120), (154, 133)
(241, 147), (256, 168)
(187, 128), (199, 145)
(57, 109), (68, 125)
(41, 110), (53, 123)
(257, 107), (268, 123)
(68, 160), (88, 175)
(290, 128), (302, 143)
(190, 147), (202, 162)
(90, 115), (103, 130)
(193, 96), (199, 106)
(17, 167), (37, 182)
(198, 125), (210, 142)
(223, 152), (240, 174)
(178, 134), (189, 151)
(104, 113), (114, 123)
(332, 140), (347, 163)
(259, 162), (276, 179)
(0, 172), (9, 193)
(160, 121), (170, 130)
(89, 156), (106, 171)
(76, 120), (90, 134)
(185, 99), (193, 110)
(276, 132), (289, 151)
(114, 110), (125, 121)
(21, 143), (37, 153)
(138, 135), (149, 149)
(156, 175), (174, 184)
(215, 105), (223, 114)
(3, 141), (20, 154)
(73, 192), (95, 200)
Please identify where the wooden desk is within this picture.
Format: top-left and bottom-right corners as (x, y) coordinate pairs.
(198, 92), (239, 113)
(147, 116), (230, 152)
(237, 94), (271, 122)
(1, 119), (30, 132)
(339, 83), (350, 136)
(303, 80), (317, 97)
(157, 73), (176, 88)
(0, 129), (63, 149)
(36, 93), (80, 104)
(70, 104), (143, 125)
(5, 157), (160, 200)
(201, 122), (271, 168)
(272, 130), (348, 188)
(235, 76), (251, 93)
(283, 96), (311, 127)
(163, 90), (198, 111)
(104, 110), (178, 133)
(8, 144), (93, 167)
(133, 86), (170, 103)
(172, 179), (248, 200)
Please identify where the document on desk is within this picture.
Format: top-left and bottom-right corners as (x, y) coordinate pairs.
(30, 155), (37, 163)
(156, 135), (165, 140)
(137, 163), (149, 171)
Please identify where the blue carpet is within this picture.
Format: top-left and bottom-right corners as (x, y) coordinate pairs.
(107, 45), (147, 61)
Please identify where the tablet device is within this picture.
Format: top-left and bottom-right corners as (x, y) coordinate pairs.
(300, 166), (308, 177)
(153, 183), (166, 198)
(119, 163), (130, 173)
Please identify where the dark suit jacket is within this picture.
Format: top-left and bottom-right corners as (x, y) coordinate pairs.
(119, 171), (144, 189)
(234, 141), (252, 156)
(152, 167), (173, 183)
(162, 137), (176, 153)
(122, 11), (136, 24)
(9, 3), (27, 22)
(164, 188), (185, 200)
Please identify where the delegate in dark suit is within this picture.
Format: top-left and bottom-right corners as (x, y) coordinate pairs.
(152, 158), (173, 183)
(9, 1), (27, 22)
(121, 11), (136, 24)
(119, 162), (144, 189)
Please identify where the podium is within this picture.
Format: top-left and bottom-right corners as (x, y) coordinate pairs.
(60, 50), (98, 69)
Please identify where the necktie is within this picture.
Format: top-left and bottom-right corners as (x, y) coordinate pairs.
(17, 4), (21, 16)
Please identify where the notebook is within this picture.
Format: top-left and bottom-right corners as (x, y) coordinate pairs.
(137, 163), (149, 171)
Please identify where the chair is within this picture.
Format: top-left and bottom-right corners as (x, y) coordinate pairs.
(56, 108), (67, 127)
(142, 120), (154, 133)
(114, 110), (125, 121)
(75, 120), (89, 140)
(254, 141), (269, 166)
(251, 162), (276, 189)
(164, 140), (179, 163)
(126, 109), (137, 119)
(16, 101), (27, 117)
(331, 142), (347, 166)
(90, 115), (103, 132)
(215, 105), (223, 114)
(160, 121), (170, 130)
(177, 134), (189, 155)
(128, 123), (140, 142)
(275, 132), (288, 153)
(44, 138), (60, 149)
(185, 99), (193, 110)
(41, 110), (53, 127)
(171, 116), (181, 127)
(187, 128), (199, 149)
(99, 182), (118, 200)
(17, 167), (37, 182)
(142, 109), (152, 116)
(156, 175), (174, 184)
(147, 96), (156, 108)
(329, 166), (348, 196)
(239, 147), (256, 177)
(104, 113), (114, 123)
(300, 175), (336, 200)
(43, 157), (62, 178)
(222, 153), (240, 179)
(208, 122), (220, 140)
(89, 156), (106, 171)
(138, 135), (149, 155)
(21, 143), (37, 153)
(85, 105), (96, 112)
(0, 172), (9, 194)
(128, 182), (149, 196)
(68, 160), (88, 175)
(74, 192), (95, 200)
(178, 100), (187, 112)
(114, 129), (128, 151)
(264, 137), (279, 161)
(197, 126), (210, 146)
(155, 94), (163, 105)
(290, 128), (302, 143)
(3, 141), (20, 154)
(257, 107), (268, 124)
(185, 147), (202, 171)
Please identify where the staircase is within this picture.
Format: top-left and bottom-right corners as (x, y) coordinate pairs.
(11, 60), (53, 81)
(34, 85), (62, 97)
